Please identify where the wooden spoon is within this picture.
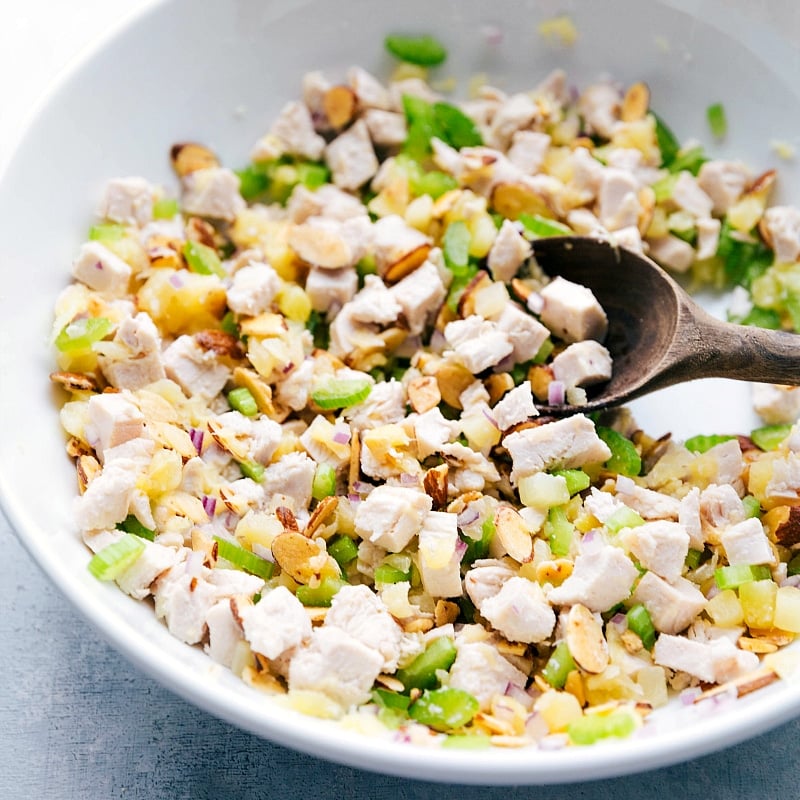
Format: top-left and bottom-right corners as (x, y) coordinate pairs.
(529, 236), (800, 415)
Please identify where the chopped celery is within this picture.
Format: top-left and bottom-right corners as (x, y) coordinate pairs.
(442, 734), (491, 750)
(327, 535), (358, 569)
(306, 309), (330, 350)
(532, 338), (555, 365)
(116, 514), (155, 542)
(296, 161), (330, 189)
(409, 687), (479, 732)
(239, 461), (265, 482)
(89, 222), (125, 242)
(311, 376), (372, 410)
(432, 102), (482, 149)
(410, 169), (458, 199)
(445, 264), (480, 312)
(707, 102), (727, 138)
(788, 552), (800, 577)
(606, 506), (645, 534)
(742, 495), (761, 519)
(372, 687), (412, 711)
(668, 145), (708, 176)
(236, 165), (271, 201)
(751, 424), (792, 451)
(295, 576), (347, 607)
(227, 387), (258, 417)
(396, 636), (457, 691)
(183, 240), (225, 278)
(551, 468), (591, 496)
(545, 506), (573, 557)
(510, 360), (533, 385)
(311, 463), (337, 500)
(597, 426), (642, 477)
(716, 220), (772, 289)
(460, 514), (495, 564)
(213, 535), (274, 581)
(714, 563), (772, 591)
(626, 604), (656, 650)
(652, 172), (680, 202)
(685, 548), (704, 570)
(385, 33), (447, 66)
(374, 564), (410, 584)
(567, 709), (637, 745)
(220, 311), (240, 338)
(542, 641), (576, 688)
(442, 220), (471, 273)
(518, 212), (572, 239)
(402, 94), (440, 161)
(88, 534), (146, 581)
(652, 112), (680, 167)
(152, 197), (179, 219)
(683, 433), (736, 454)
(55, 316), (113, 353)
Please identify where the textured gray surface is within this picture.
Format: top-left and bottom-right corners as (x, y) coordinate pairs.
(3, 518), (799, 799)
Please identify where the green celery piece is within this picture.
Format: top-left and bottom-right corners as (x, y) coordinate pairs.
(116, 514), (155, 542)
(652, 112), (680, 167)
(402, 94), (440, 161)
(152, 197), (179, 220)
(551, 468), (591, 496)
(668, 146), (708, 176)
(305, 309), (330, 350)
(542, 641), (576, 689)
(716, 220), (773, 289)
(518, 212), (572, 239)
(707, 102), (727, 138)
(714, 563), (771, 590)
(374, 564), (411, 584)
(670, 226), (697, 247)
(385, 33), (447, 66)
(510, 360), (533, 385)
(311, 377), (372, 410)
(213, 536), (274, 581)
(220, 311), (240, 338)
(532, 338), (554, 365)
(432, 102), (483, 149)
(442, 734), (491, 750)
(685, 548), (704, 570)
(626, 604), (656, 650)
(372, 688), (412, 711)
(568, 709), (637, 745)
(442, 220), (471, 273)
(683, 433), (736, 454)
(89, 223), (125, 242)
(311, 463), (336, 500)
(55, 316), (113, 353)
(88, 534), (146, 581)
(409, 687), (479, 732)
(327, 535), (358, 569)
(396, 636), (457, 691)
(228, 387), (258, 417)
(239, 461), (265, 482)
(296, 161), (330, 189)
(751, 424), (792, 451)
(410, 169), (458, 199)
(597, 426), (642, 477)
(236, 165), (271, 201)
(295, 576), (347, 607)
(606, 506), (645, 534)
(183, 240), (225, 277)
(788, 552), (800, 577)
(742, 495), (761, 519)
(545, 506), (573, 557)
(460, 514), (495, 564)
(652, 173), (680, 202)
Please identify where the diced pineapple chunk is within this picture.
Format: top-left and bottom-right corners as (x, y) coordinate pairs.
(236, 510), (284, 551)
(285, 689), (344, 719)
(774, 585), (800, 633)
(739, 579), (778, 629)
(534, 689), (583, 733)
(518, 472), (570, 509)
(137, 270), (226, 335)
(138, 447), (183, 496)
(277, 283), (312, 323)
(706, 588), (745, 627)
(460, 412), (502, 452)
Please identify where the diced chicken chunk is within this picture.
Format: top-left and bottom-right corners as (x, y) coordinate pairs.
(697, 160), (751, 216)
(679, 486), (704, 550)
(389, 260), (446, 335)
(99, 312), (166, 390)
(598, 168), (640, 231)
(227, 262), (281, 316)
(71, 241), (132, 296)
(153, 567), (221, 645)
(238, 585), (312, 660)
(181, 167), (245, 221)
(487, 219), (532, 282)
(444, 316), (513, 374)
(761, 206), (800, 264)
(619, 520), (689, 581)
(305, 266), (358, 313)
(289, 215), (371, 269)
(354, 485), (432, 551)
(348, 66), (392, 110)
(630, 572), (706, 634)
(288, 625), (384, 709)
(578, 83), (621, 139)
(539, 276), (608, 343)
(363, 109), (407, 147)
(116, 539), (183, 600)
(344, 379), (406, 431)
(507, 131), (551, 175)
(551, 340), (612, 388)
(85, 391), (145, 458)
(372, 215), (432, 279)
(463, 559), (516, 609)
(99, 176), (153, 226)
(503, 414), (611, 482)
(654, 633), (758, 683)
(286, 183), (366, 223)
(413, 407), (456, 459)
(325, 584), (404, 670)
(481, 577), (556, 643)
(270, 100), (327, 160)
(696, 217), (721, 261)
(325, 119), (379, 191)
(448, 641), (528, 710)
(261, 451), (316, 511)
(647, 235), (696, 273)
(205, 600), (245, 668)
(720, 517), (775, 566)
(346, 274), (402, 325)
(671, 172), (713, 219)
(487, 93), (539, 150)
(753, 384), (800, 425)
(163, 335), (230, 401)
(700, 483), (746, 530)
(492, 381), (538, 431)
(417, 511), (463, 598)
(615, 475), (681, 520)
(547, 545), (638, 612)
(494, 303), (551, 365)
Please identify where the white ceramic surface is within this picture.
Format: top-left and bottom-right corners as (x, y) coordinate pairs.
(2, 0), (800, 784)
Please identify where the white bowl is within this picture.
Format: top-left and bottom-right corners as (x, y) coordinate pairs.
(3, 0), (800, 784)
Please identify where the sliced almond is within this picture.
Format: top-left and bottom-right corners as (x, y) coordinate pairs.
(50, 371), (97, 393)
(305, 495), (339, 537)
(148, 245), (183, 270)
(510, 277), (533, 304)
(749, 168), (777, 197)
(378, 326), (407, 352)
(566, 604), (609, 674)
(535, 559), (573, 587)
(276, 506), (300, 533)
(495, 638), (528, 657)
(569, 136), (595, 151)
(289, 223), (352, 269)
(763, 505), (800, 546)
(485, 373), (515, 406)
(621, 81), (650, 122)
(423, 464), (449, 509)
(348, 429), (361, 492)
(694, 668), (778, 704)
(738, 636), (778, 654)
(491, 181), (552, 221)
(489, 735), (532, 748)
(382, 243), (431, 283)
(408, 375), (441, 414)
(401, 617), (435, 634)
(304, 607), (329, 624)
(170, 142), (219, 177)
(456, 270), (493, 318)
(620, 629), (644, 654)
(474, 711), (516, 736)
(435, 361), (475, 409)
(207, 418), (250, 461)
(195, 329), (245, 358)
(434, 599), (460, 627)
(239, 312), (288, 338)
(76, 454), (101, 494)
(747, 628), (796, 647)
(375, 674), (406, 693)
(637, 185), (656, 236)
(323, 85), (358, 129)
(494, 505), (533, 563)
(185, 216), (218, 247)
(65, 436), (92, 459)
(271, 531), (325, 583)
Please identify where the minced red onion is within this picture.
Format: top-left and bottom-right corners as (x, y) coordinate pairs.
(457, 507), (480, 528)
(781, 574), (800, 588)
(189, 427), (204, 454)
(494, 353), (516, 373)
(332, 430), (351, 445)
(680, 687), (701, 706)
(454, 538), (468, 560)
(526, 291), (544, 315)
(201, 495), (216, 518)
(352, 480), (375, 494)
(347, 493), (361, 504)
(94, 261), (104, 271)
(504, 682), (532, 707)
(169, 273), (184, 289)
(547, 380), (566, 405)
(282, 361), (295, 374)
(483, 408), (500, 430)
(400, 473), (418, 486)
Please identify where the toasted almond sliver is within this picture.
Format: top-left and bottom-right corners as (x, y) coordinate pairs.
(323, 85), (358, 129)
(566, 603), (609, 674)
(433, 598), (460, 627)
(375, 674), (406, 693)
(621, 81), (650, 122)
(738, 636), (778, 654)
(489, 735), (532, 749)
(304, 607), (329, 624)
(485, 373), (515, 406)
(474, 712), (516, 737)
(348, 429), (361, 492)
(239, 312), (288, 338)
(456, 270), (493, 318)
(305, 495), (339, 537)
(195, 329), (245, 358)
(401, 617), (435, 634)
(435, 361), (475, 409)
(748, 628), (796, 647)
(408, 375), (441, 414)
(495, 638), (528, 657)
(66, 436), (92, 458)
(50, 371), (98, 393)
(382, 244), (431, 283)
(423, 464), (449, 510)
(491, 181), (551, 221)
(276, 506), (300, 533)
(535, 559), (573, 587)
(271, 531), (323, 583)
(185, 216), (217, 247)
(207, 418), (250, 462)
(170, 142), (219, 176)
(494, 505), (534, 563)
(694, 668), (779, 704)
(76, 454), (101, 494)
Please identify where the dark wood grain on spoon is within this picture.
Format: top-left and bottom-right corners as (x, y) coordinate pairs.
(530, 237), (800, 415)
